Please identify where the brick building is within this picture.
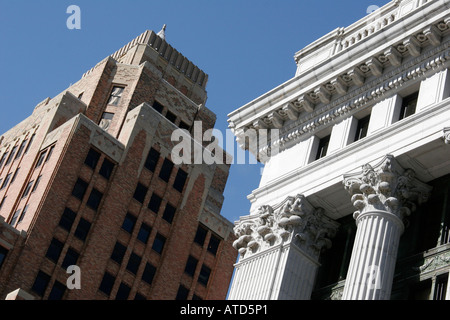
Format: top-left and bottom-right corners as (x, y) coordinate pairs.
(0, 27), (237, 300)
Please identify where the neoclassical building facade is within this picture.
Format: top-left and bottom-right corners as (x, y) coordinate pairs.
(227, 0), (450, 300)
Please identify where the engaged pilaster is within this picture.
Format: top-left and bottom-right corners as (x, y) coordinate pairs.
(228, 195), (339, 300)
(342, 155), (432, 300)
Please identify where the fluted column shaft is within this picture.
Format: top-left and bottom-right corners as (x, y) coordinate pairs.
(342, 155), (431, 300)
(342, 210), (403, 300)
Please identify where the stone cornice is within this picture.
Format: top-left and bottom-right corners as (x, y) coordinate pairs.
(343, 154), (432, 222)
(229, 7), (450, 159)
(233, 194), (339, 260)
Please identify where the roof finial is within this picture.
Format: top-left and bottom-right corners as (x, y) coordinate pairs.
(157, 24), (166, 40)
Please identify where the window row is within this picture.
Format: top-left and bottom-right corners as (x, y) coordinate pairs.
(184, 255), (211, 287)
(99, 270), (148, 300)
(0, 134), (35, 171)
(144, 147), (188, 192)
(193, 224), (222, 256)
(31, 270), (67, 300)
(59, 207), (92, 242)
(152, 100), (191, 130)
(84, 148), (115, 180)
(45, 237), (80, 270)
(313, 91), (420, 162)
(133, 185), (178, 224)
(72, 178), (103, 212)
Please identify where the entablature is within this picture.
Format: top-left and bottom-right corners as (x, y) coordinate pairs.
(228, 1), (450, 160)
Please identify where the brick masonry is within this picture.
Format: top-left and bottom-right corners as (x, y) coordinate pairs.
(0, 30), (237, 300)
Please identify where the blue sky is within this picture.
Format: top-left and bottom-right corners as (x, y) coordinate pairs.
(0, 0), (390, 224)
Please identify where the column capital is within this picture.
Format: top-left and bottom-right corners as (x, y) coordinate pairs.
(233, 194), (339, 259)
(444, 127), (450, 145)
(343, 154), (432, 221)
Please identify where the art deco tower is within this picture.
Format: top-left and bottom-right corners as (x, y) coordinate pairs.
(0, 27), (237, 300)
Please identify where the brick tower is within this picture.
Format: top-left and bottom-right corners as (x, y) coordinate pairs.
(0, 27), (237, 300)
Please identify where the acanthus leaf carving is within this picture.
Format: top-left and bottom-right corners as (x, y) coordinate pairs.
(343, 155), (432, 221)
(233, 195), (339, 259)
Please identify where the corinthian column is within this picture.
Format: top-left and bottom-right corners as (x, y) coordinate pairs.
(342, 155), (432, 300)
(228, 195), (339, 300)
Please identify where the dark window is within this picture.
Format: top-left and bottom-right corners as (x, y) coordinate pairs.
(45, 238), (64, 263)
(0, 246), (8, 269)
(35, 150), (47, 168)
(115, 282), (131, 300)
(159, 159), (174, 182)
(99, 272), (116, 295)
(31, 271), (51, 297)
(176, 285), (189, 300)
(152, 233), (166, 254)
(179, 121), (190, 131)
(99, 158), (115, 180)
(72, 178), (88, 201)
(61, 248), (79, 270)
(48, 281), (66, 300)
(137, 223), (152, 244)
(9, 209), (21, 226)
(110, 242), (127, 264)
(354, 115), (371, 142)
(144, 148), (160, 172)
(315, 135), (330, 160)
(86, 188), (103, 211)
(133, 183), (148, 203)
(399, 92), (419, 121)
(24, 134), (35, 154)
(194, 225), (208, 246)
(134, 293), (146, 300)
(74, 218), (91, 241)
(434, 274), (448, 300)
(45, 145), (55, 162)
(5, 146), (17, 166)
(198, 265), (211, 286)
(22, 180), (34, 199)
(126, 252), (142, 275)
(141, 263), (156, 285)
(152, 101), (164, 113)
(84, 149), (101, 169)
(18, 204), (28, 224)
(31, 175), (42, 193)
(148, 193), (162, 213)
(0, 173), (12, 190)
(0, 152), (8, 168)
(121, 213), (137, 234)
(207, 234), (221, 256)
(162, 204), (176, 224)
(11, 167), (20, 184)
(184, 256), (198, 277)
(59, 208), (77, 231)
(107, 86), (124, 106)
(173, 169), (188, 192)
(165, 111), (177, 123)
(16, 140), (27, 160)
(0, 196), (6, 211)
(192, 294), (203, 300)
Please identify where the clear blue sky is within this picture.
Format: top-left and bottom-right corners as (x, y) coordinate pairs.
(0, 0), (390, 224)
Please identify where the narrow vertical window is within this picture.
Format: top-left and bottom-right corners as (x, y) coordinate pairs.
(165, 110), (177, 124)
(107, 86), (124, 106)
(315, 135), (330, 160)
(31, 271), (51, 297)
(24, 134), (35, 154)
(173, 169), (188, 192)
(5, 146), (17, 166)
(399, 92), (419, 121)
(159, 159), (174, 182)
(22, 180), (34, 199)
(0, 173), (12, 190)
(354, 115), (371, 142)
(84, 149), (101, 169)
(144, 148), (160, 172)
(141, 263), (156, 285)
(35, 150), (47, 168)
(15, 139), (27, 160)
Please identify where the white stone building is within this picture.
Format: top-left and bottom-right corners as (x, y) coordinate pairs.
(227, 0), (450, 300)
